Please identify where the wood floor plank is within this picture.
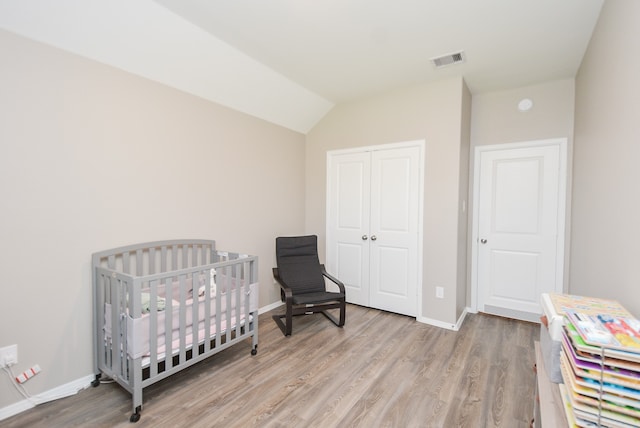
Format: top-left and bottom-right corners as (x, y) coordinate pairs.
(2, 305), (538, 428)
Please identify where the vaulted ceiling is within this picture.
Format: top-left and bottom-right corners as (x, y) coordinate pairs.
(0, 0), (604, 133)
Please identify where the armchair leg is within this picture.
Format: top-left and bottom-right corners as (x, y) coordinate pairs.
(321, 303), (345, 327)
(272, 297), (294, 336)
(272, 314), (292, 336)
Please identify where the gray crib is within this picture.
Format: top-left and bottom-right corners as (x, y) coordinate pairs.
(92, 239), (258, 422)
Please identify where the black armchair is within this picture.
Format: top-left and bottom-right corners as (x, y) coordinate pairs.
(272, 235), (346, 336)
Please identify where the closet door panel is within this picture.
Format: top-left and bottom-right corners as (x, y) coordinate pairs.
(327, 151), (370, 306)
(369, 147), (419, 316)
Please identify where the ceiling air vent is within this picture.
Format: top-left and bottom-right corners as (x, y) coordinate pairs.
(430, 51), (466, 69)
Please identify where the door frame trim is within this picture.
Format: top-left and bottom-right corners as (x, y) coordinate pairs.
(470, 138), (568, 314)
(326, 139), (425, 319)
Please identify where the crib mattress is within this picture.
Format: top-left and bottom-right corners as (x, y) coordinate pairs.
(105, 282), (258, 359)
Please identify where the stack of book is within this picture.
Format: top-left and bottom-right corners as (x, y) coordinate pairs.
(559, 308), (640, 427)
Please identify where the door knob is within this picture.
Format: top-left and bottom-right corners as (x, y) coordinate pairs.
(362, 235), (368, 240)
(480, 238), (487, 244)
(371, 235), (377, 241)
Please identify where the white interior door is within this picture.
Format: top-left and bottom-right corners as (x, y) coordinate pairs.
(369, 147), (420, 315)
(475, 140), (566, 322)
(327, 142), (422, 317)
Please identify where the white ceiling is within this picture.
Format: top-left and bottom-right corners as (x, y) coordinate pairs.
(0, 0), (604, 133)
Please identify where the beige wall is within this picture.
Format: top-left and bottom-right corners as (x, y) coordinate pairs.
(571, 0), (640, 316)
(0, 30), (306, 409)
(306, 77), (468, 326)
(456, 84), (472, 319)
(471, 79), (576, 147)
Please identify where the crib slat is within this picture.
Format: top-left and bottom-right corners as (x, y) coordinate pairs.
(243, 263), (250, 332)
(215, 269), (222, 346)
(224, 265), (232, 343)
(149, 248), (156, 275)
(103, 273), (110, 370)
(203, 269), (211, 354)
(108, 274), (118, 372)
(123, 252), (130, 275)
(164, 276), (173, 371)
(113, 278), (124, 381)
(192, 272), (199, 357)
(178, 275), (187, 363)
(123, 280), (131, 381)
(136, 249), (143, 276)
(149, 280), (158, 379)
(172, 245), (178, 271)
(161, 246), (167, 273)
(235, 263), (242, 337)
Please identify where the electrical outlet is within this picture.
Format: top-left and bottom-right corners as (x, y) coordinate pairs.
(0, 344), (18, 368)
(436, 287), (444, 299)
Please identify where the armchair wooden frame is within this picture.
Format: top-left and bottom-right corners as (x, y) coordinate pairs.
(272, 265), (346, 336)
(271, 235), (346, 336)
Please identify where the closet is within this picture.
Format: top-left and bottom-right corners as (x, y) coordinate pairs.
(326, 141), (423, 317)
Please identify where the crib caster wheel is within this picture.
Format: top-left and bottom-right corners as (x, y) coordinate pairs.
(251, 346), (258, 356)
(91, 374), (101, 387)
(130, 406), (141, 423)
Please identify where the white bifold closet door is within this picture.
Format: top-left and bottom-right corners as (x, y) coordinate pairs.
(327, 143), (421, 317)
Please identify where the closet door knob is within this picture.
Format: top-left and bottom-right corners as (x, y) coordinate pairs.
(362, 235), (368, 240)
(371, 235), (377, 241)
(480, 238), (487, 244)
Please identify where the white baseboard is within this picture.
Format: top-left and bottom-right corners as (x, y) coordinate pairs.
(454, 307), (469, 331)
(0, 398), (32, 422)
(417, 307), (469, 331)
(259, 300), (283, 315)
(482, 305), (541, 323)
(0, 374), (94, 421)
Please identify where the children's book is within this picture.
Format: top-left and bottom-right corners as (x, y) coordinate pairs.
(560, 358), (640, 428)
(566, 311), (640, 356)
(564, 322), (640, 366)
(562, 332), (640, 387)
(560, 353), (640, 417)
(558, 382), (582, 428)
(560, 350), (640, 402)
(550, 293), (632, 318)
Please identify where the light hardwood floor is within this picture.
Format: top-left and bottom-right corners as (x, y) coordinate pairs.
(3, 305), (538, 427)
